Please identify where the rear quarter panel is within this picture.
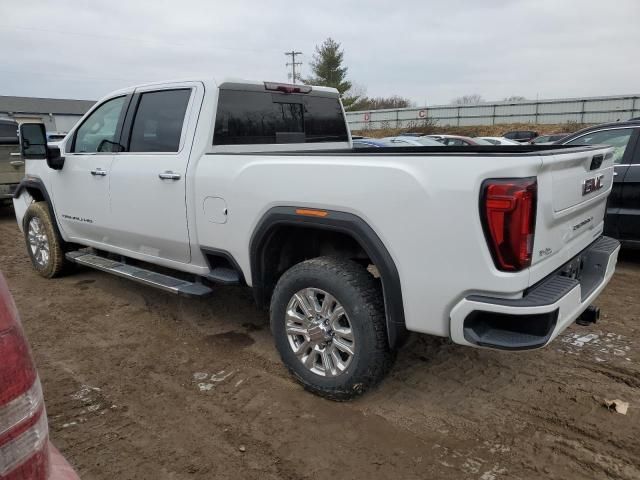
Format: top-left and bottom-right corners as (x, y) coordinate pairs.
(193, 152), (542, 337)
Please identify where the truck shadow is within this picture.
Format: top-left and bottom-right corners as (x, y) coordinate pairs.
(0, 204), (15, 219)
(618, 247), (640, 264)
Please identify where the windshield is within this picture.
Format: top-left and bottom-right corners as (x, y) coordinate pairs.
(477, 138), (499, 145)
(412, 137), (445, 146)
(565, 128), (634, 164)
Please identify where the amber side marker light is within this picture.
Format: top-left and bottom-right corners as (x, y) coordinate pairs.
(295, 208), (329, 218)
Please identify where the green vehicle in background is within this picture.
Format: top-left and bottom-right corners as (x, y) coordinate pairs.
(0, 119), (24, 205)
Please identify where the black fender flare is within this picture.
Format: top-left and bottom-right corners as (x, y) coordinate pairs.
(250, 206), (407, 348)
(14, 178), (65, 242)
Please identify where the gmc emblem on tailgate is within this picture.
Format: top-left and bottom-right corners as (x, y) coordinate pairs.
(582, 174), (604, 196)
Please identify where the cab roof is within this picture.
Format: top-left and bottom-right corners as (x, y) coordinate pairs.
(102, 78), (339, 101)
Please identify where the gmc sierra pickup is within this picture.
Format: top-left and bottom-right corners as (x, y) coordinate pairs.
(13, 79), (620, 399)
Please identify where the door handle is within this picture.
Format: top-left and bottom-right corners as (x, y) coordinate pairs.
(10, 160), (25, 167)
(90, 168), (107, 176)
(158, 171), (181, 180)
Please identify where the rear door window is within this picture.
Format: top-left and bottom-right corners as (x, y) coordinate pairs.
(565, 128), (635, 164)
(128, 89), (191, 153)
(213, 90), (348, 145)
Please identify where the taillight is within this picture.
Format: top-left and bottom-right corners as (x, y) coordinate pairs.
(0, 274), (49, 479)
(481, 178), (537, 271)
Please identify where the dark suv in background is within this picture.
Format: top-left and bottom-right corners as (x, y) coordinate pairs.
(503, 130), (539, 143)
(558, 120), (640, 246)
(0, 119), (23, 205)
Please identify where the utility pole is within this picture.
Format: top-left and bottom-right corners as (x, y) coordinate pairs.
(285, 51), (302, 84)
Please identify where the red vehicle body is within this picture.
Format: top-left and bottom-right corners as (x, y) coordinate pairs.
(0, 272), (79, 480)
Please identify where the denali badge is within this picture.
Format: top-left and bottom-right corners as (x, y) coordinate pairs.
(582, 174), (604, 196)
(573, 216), (593, 231)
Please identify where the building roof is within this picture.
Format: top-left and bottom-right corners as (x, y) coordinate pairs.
(0, 95), (95, 115)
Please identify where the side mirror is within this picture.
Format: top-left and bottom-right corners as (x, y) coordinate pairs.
(47, 146), (65, 170)
(19, 123), (47, 159)
(18, 123), (65, 170)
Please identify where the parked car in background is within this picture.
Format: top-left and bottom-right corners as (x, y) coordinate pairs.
(46, 132), (67, 143)
(0, 272), (80, 480)
(397, 132), (424, 137)
(354, 136), (446, 147)
(386, 136), (445, 146)
(503, 130), (539, 143)
(0, 119), (24, 206)
(352, 138), (392, 148)
(475, 136), (521, 145)
(558, 120), (640, 246)
(531, 133), (568, 145)
(427, 135), (493, 146)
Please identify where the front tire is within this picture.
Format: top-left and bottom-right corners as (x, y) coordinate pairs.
(270, 257), (393, 400)
(23, 202), (67, 278)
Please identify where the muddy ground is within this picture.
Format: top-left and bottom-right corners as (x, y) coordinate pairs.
(1, 206), (638, 480)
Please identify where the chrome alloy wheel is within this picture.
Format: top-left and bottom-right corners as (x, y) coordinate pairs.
(27, 217), (50, 268)
(285, 288), (355, 377)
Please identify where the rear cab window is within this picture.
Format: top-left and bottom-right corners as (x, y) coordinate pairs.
(213, 83), (349, 146)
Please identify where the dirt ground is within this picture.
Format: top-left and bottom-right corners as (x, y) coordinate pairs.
(1, 206), (639, 480)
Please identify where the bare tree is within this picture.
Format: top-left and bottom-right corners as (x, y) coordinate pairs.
(342, 82), (367, 110)
(348, 95), (414, 111)
(503, 95), (527, 102)
(345, 82), (367, 99)
(451, 94), (484, 105)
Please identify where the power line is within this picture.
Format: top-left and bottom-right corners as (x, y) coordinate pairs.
(284, 51), (302, 84)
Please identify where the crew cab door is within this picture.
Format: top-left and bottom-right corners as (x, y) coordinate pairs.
(51, 95), (129, 242)
(108, 83), (202, 264)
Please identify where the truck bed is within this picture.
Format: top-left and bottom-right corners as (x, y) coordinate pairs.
(212, 144), (604, 156)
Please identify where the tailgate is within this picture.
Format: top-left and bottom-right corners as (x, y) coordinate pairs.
(0, 144), (24, 185)
(529, 145), (614, 283)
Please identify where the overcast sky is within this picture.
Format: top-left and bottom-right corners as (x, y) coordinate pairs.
(1, 0), (639, 105)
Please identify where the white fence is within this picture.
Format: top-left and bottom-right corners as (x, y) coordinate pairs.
(345, 94), (640, 130)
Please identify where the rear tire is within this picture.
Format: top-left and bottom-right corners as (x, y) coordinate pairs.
(270, 257), (393, 400)
(23, 202), (67, 278)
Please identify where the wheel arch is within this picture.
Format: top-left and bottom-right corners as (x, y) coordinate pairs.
(249, 206), (407, 348)
(14, 178), (65, 242)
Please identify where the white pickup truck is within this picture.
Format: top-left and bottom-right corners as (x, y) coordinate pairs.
(14, 79), (620, 399)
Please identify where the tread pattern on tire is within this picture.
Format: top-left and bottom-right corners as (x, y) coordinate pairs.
(23, 201), (67, 278)
(270, 256), (394, 401)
